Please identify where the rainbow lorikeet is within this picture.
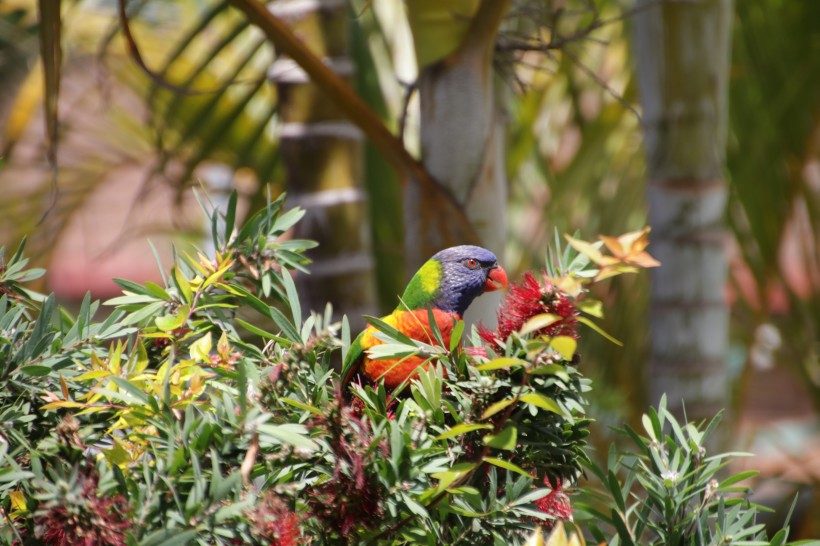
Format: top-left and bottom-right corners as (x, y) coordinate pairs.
(342, 245), (508, 389)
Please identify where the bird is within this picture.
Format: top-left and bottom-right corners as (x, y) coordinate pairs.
(341, 245), (508, 389)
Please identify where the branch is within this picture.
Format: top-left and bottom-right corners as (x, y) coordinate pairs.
(37, 0), (61, 167)
(225, 0), (479, 245)
(458, 0), (514, 65)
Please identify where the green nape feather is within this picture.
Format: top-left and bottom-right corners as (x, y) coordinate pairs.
(397, 259), (442, 311)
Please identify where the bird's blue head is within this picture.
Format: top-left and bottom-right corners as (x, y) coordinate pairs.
(401, 245), (508, 316)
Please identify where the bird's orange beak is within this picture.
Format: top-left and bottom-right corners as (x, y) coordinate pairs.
(484, 265), (508, 292)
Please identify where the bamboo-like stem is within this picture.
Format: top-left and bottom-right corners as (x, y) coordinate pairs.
(635, 0), (734, 419)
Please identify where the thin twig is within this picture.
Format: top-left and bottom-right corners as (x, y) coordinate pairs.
(562, 47), (641, 122)
(397, 79), (417, 146)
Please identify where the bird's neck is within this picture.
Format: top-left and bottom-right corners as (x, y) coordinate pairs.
(399, 259), (443, 311)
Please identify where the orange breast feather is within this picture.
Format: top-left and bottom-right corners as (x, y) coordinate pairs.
(361, 309), (458, 388)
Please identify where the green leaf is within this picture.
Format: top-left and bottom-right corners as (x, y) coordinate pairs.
(483, 426), (518, 450)
(341, 314), (351, 364)
(520, 313), (559, 336)
(140, 529), (199, 546)
(475, 357), (527, 371)
(365, 342), (421, 360)
(280, 268), (301, 327)
(224, 189), (238, 243)
(577, 316), (622, 346)
(520, 393), (564, 415)
(20, 365), (52, 376)
(431, 462), (477, 490)
(641, 413), (657, 442)
(718, 470), (759, 490)
(268, 306), (302, 343)
(155, 305), (190, 331)
(549, 336), (577, 361)
(257, 423), (317, 450)
(109, 377), (150, 405)
(511, 487), (551, 507)
(112, 278), (156, 297)
(75, 369), (112, 381)
(481, 397), (516, 420)
(273, 206), (307, 234)
(483, 457), (535, 478)
(280, 397), (323, 415)
(0, 469), (35, 483)
(449, 320), (465, 353)
(235, 318), (287, 342)
(41, 400), (86, 410)
(190, 332), (212, 363)
(436, 423), (493, 440)
(144, 281), (171, 301)
(578, 298), (604, 317)
(173, 266), (193, 304)
(528, 364), (570, 379)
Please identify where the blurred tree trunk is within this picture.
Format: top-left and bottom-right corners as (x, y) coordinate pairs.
(634, 0), (733, 418)
(268, 0), (376, 326)
(404, 0), (511, 325)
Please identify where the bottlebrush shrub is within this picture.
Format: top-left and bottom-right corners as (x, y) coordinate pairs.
(0, 195), (789, 545)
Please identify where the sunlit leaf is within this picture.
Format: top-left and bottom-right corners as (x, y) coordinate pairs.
(481, 397), (516, 420)
(549, 336), (577, 361)
(520, 314), (560, 336)
(40, 400), (86, 410)
(436, 423), (493, 440)
(483, 426), (518, 450)
(280, 397), (323, 415)
(577, 298), (603, 318)
(520, 393), (564, 415)
(155, 305), (190, 331)
(577, 316), (622, 346)
(475, 357), (527, 371)
(482, 456), (535, 478)
(431, 462), (477, 490)
(190, 332), (213, 363)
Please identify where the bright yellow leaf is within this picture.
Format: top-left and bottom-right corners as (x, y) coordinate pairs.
(190, 332), (212, 363)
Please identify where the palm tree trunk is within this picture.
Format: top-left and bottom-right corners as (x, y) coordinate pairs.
(268, 0), (376, 326)
(404, 0), (511, 325)
(634, 0), (733, 418)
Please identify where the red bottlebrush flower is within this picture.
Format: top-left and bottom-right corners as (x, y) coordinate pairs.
(535, 477), (572, 528)
(464, 345), (489, 358)
(33, 467), (132, 546)
(478, 272), (578, 349)
(306, 391), (387, 538)
(247, 492), (301, 546)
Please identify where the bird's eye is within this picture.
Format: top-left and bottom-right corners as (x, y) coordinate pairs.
(465, 258), (479, 269)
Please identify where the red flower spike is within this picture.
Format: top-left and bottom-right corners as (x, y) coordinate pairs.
(478, 272), (579, 349)
(33, 468), (132, 546)
(306, 392), (387, 538)
(247, 492), (302, 546)
(535, 477), (572, 528)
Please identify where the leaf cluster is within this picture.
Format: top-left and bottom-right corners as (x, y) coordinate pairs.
(575, 398), (806, 546)
(0, 192), (587, 545)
